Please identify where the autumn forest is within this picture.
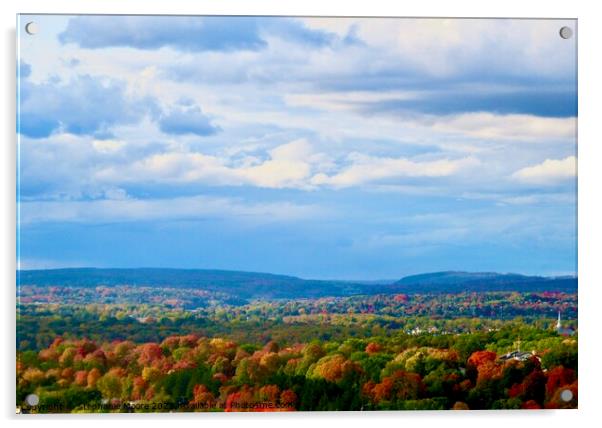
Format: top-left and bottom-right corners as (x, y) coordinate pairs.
(17, 270), (578, 412)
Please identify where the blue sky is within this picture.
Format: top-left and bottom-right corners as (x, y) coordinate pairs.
(17, 16), (577, 279)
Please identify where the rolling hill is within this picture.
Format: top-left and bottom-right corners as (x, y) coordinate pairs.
(17, 268), (577, 299)
(383, 271), (577, 294)
(17, 268), (369, 299)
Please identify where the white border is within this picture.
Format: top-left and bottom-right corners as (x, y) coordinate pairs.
(2, 1), (601, 427)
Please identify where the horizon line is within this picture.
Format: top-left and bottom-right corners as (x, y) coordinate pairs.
(15, 266), (578, 282)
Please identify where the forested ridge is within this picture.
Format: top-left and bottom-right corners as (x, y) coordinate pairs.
(18, 268), (577, 300)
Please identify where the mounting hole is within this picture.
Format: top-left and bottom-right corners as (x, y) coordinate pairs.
(25, 393), (39, 406)
(559, 26), (573, 39)
(25, 22), (38, 35)
(560, 389), (573, 402)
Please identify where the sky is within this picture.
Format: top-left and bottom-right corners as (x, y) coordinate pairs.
(17, 15), (577, 279)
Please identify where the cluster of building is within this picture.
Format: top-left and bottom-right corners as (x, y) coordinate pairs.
(499, 311), (575, 363)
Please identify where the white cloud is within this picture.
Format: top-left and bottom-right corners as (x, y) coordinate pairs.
(96, 139), (320, 190)
(361, 227), (471, 249)
(103, 187), (129, 200)
(18, 17), (577, 206)
(19, 195), (325, 225)
(238, 158), (311, 188)
(92, 139), (125, 153)
(300, 18), (358, 38)
(457, 191), (576, 206)
(284, 90), (420, 113)
(95, 140), (479, 191)
(512, 156), (576, 184)
(268, 139), (312, 161)
(351, 18), (575, 79)
(284, 92), (576, 143)
(311, 154), (479, 188)
(499, 193), (576, 205)
(431, 113), (576, 141)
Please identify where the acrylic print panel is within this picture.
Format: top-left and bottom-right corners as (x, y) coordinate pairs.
(16, 15), (577, 413)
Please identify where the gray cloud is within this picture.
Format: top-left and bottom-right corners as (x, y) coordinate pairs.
(58, 16), (337, 52)
(158, 99), (220, 136)
(18, 73), (156, 139)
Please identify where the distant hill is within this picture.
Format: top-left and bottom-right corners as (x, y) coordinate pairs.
(384, 271), (577, 293)
(17, 268), (577, 299)
(17, 268), (371, 300)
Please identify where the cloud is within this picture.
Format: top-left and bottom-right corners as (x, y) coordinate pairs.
(18, 74), (155, 138)
(268, 138), (313, 161)
(19, 195), (324, 225)
(343, 19), (576, 81)
(311, 154), (479, 188)
(237, 140), (315, 188)
(285, 91), (576, 141)
(16, 16), (577, 277)
(95, 139), (321, 190)
(512, 156), (577, 184)
(158, 98), (220, 136)
(295, 19), (576, 118)
(430, 113), (576, 141)
(17, 67), (219, 140)
(457, 190), (576, 206)
(92, 139), (125, 154)
(499, 193), (575, 205)
(93, 138), (479, 191)
(59, 16), (266, 52)
(361, 227), (471, 249)
(217, 19), (573, 91)
(359, 86), (576, 118)
(17, 129), (179, 202)
(58, 16), (336, 52)
(264, 18), (337, 47)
